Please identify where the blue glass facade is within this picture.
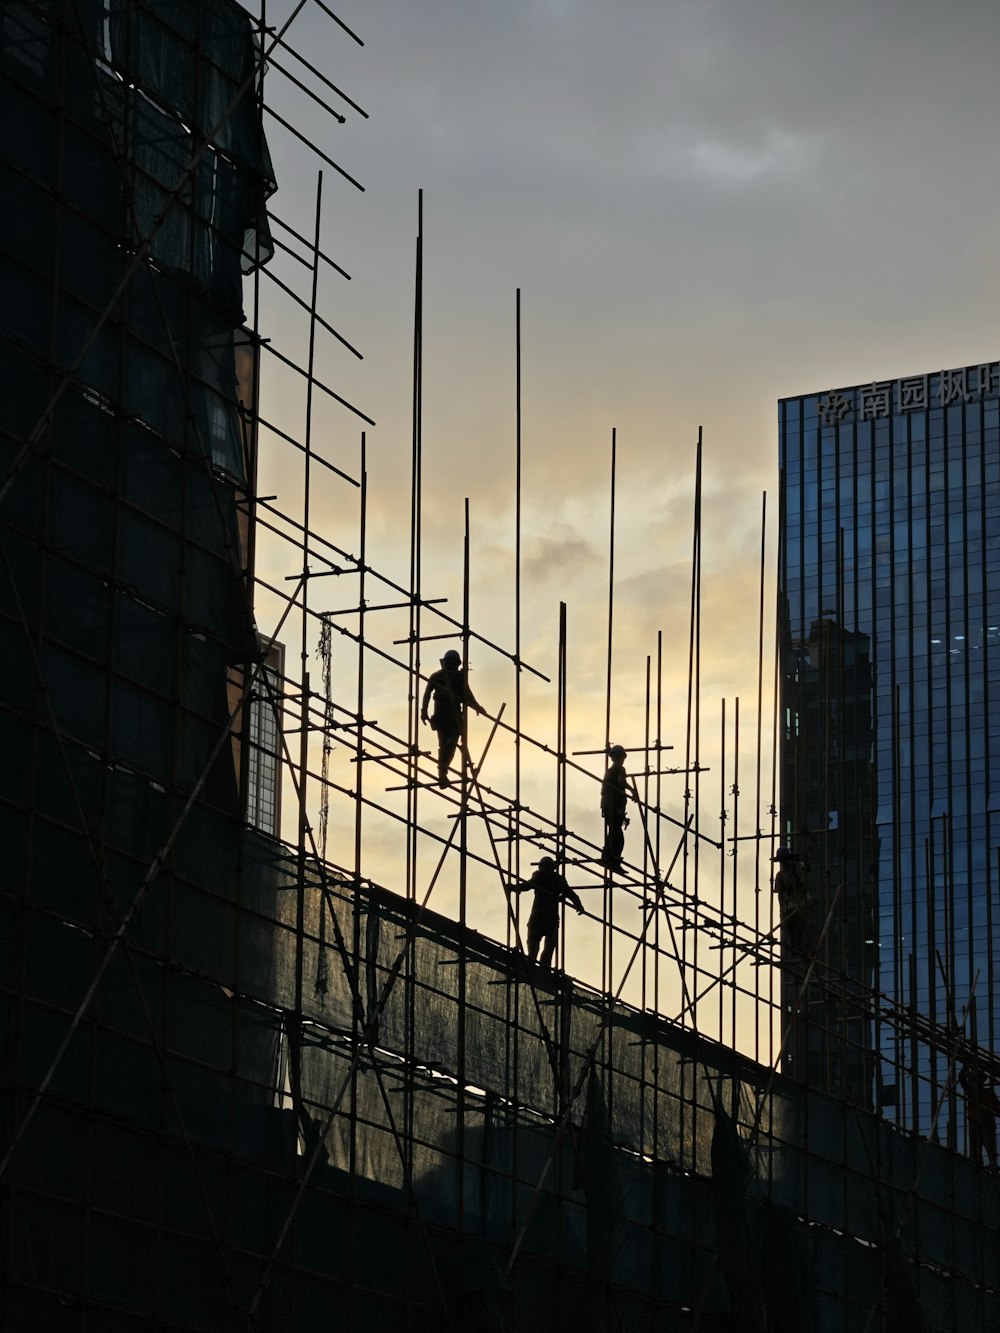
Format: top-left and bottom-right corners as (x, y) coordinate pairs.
(779, 363), (1000, 1143)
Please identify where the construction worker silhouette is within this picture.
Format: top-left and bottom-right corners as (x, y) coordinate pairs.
(420, 649), (482, 787)
(959, 1064), (1000, 1169)
(508, 857), (584, 967)
(600, 745), (628, 869)
(772, 847), (808, 959)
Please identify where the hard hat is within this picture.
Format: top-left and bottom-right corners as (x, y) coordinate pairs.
(538, 856), (556, 871)
(609, 745), (627, 760)
(772, 846), (796, 861)
(441, 650), (461, 667)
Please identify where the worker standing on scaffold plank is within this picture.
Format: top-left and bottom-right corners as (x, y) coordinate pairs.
(420, 648), (482, 788)
(507, 857), (584, 968)
(600, 745), (629, 870)
(772, 846), (809, 960)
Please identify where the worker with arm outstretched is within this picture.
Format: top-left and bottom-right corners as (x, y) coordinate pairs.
(507, 857), (584, 968)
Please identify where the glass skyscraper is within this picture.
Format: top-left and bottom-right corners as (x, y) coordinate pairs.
(779, 362), (1000, 1145)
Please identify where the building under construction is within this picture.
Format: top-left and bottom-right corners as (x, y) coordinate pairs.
(2, 2), (999, 1329)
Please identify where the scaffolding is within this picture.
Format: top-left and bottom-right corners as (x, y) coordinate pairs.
(2, 1), (1000, 1330)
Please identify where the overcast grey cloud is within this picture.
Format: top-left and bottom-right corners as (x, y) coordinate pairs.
(262, 0), (1000, 665)
(257, 0), (1000, 973)
(275, 0), (1000, 477)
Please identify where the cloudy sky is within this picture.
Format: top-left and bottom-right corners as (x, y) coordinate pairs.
(252, 0), (1000, 1018)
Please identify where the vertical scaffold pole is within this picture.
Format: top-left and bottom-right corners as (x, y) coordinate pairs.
(354, 434), (367, 890)
(514, 288), (524, 896)
(406, 189), (424, 903)
(681, 428), (703, 1157)
(731, 695), (740, 1048)
(642, 654), (652, 1027)
(295, 168), (323, 1161)
(457, 496), (471, 1230)
(404, 194), (424, 1226)
(509, 288), (523, 1233)
(754, 492), (768, 1067)
(602, 423), (618, 1002)
(301, 166), (322, 657)
(720, 698), (727, 1042)
(557, 600), (568, 969)
(769, 471), (784, 1070)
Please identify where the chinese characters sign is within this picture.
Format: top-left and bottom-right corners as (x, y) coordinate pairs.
(814, 362), (1000, 426)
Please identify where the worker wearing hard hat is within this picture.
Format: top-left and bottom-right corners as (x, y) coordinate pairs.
(600, 745), (628, 870)
(772, 846), (808, 959)
(507, 857), (584, 968)
(420, 649), (482, 787)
